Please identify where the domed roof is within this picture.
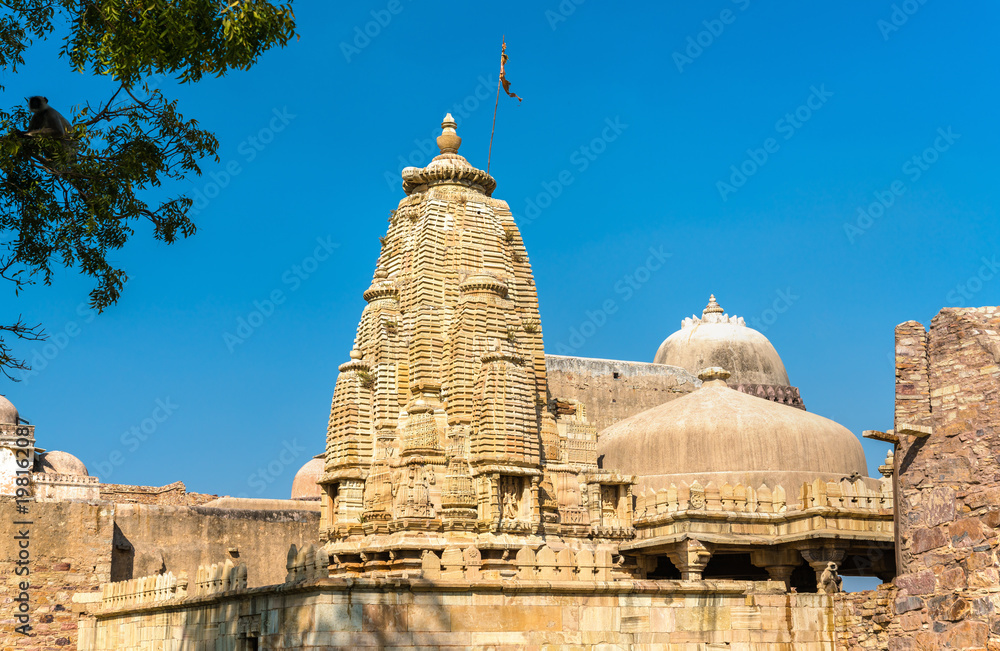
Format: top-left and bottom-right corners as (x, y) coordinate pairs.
(654, 295), (790, 387)
(597, 368), (869, 500)
(37, 451), (89, 476)
(291, 456), (324, 500)
(0, 395), (18, 424)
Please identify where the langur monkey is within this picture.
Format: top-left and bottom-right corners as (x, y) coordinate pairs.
(22, 96), (71, 139)
(20, 96), (76, 163)
(818, 562), (843, 594)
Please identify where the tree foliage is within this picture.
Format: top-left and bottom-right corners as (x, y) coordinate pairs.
(0, 0), (296, 380)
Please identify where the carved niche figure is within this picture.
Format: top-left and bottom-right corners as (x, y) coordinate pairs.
(330, 484), (341, 519)
(500, 476), (521, 521)
(601, 485), (618, 525)
(363, 466), (393, 514)
(395, 465), (435, 518)
(818, 562), (843, 594)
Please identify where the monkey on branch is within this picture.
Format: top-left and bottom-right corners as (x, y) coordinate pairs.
(16, 96), (76, 162)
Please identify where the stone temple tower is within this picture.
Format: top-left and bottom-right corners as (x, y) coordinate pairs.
(319, 116), (626, 573)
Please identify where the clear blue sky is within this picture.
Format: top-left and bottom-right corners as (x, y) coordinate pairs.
(4, 2), (997, 505)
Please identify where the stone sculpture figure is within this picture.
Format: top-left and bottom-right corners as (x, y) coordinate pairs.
(601, 485), (618, 525)
(501, 476), (520, 520)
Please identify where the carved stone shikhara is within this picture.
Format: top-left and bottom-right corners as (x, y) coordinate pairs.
(318, 115), (624, 564)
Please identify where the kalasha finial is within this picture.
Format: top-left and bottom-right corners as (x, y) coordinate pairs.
(436, 113), (461, 154)
(349, 348), (363, 360)
(703, 294), (724, 316)
(697, 367), (731, 384)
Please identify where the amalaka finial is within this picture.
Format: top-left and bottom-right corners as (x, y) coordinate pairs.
(436, 113), (461, 154)
(703, 294), (724, 316)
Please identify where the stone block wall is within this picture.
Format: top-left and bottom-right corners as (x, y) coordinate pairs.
(0, 498), (114, 649)
(112, 502), (320, 587)
(1, 498), (320, 648)
(78, 576), (840, 650)
(545, 355), (698, 431)
(98, 481), (217, 506)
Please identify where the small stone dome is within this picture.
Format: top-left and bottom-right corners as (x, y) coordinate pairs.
(291, 456), (324, 500)
(597, 368), (869, 501)
(0, 395), (18, 424)
(654, 295), (790, 386)
(37, 450), (89, 476)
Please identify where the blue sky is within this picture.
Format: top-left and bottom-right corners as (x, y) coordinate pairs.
(3, 1), (997, 510)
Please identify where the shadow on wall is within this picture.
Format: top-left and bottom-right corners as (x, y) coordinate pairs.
(110, 523), (133, 583)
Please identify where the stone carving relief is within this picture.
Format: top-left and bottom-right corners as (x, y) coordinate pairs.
(393, 465), (435, 519)
(601, 485), (618, 524)
(499, 475), (524, 522)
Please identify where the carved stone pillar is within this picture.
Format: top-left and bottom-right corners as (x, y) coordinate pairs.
(750, 548), (801, 590)
(666, 538), (712, 580)
(799, 547), (846, 591)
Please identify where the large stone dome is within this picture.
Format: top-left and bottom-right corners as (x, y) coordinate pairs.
(0, 395), (18, 424)
(654, 295), (790, 387)
(597, 368), (869, 501)
(36, 450), (89, 476)
(291, 456), (324, 500)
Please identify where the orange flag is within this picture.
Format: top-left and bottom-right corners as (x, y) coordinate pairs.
(499, 38), (522, 102)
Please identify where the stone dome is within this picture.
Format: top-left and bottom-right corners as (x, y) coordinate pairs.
(37, 450), (89, 476)
(654, 295), (790, 387)
(0, 395), (18, 424)
(597, 368), (869, 501)
(291, 456), (324, 500)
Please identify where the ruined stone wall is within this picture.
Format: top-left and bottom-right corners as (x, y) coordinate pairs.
(78, 577), (840, 650)
(837, 307), (1000, 650)
(545, 355), (698, 431)
(99, 480), (217, 506)
(834, 584), (900, 650)
(892, 308), (1000, 648)
(0, 498), (114, 649)
(113, 503), (320, 587)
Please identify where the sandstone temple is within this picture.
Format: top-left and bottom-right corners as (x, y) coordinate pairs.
(2, 115), (999, 650)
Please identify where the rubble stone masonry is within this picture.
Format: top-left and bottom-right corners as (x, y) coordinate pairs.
(837, 307), (1000, 650)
